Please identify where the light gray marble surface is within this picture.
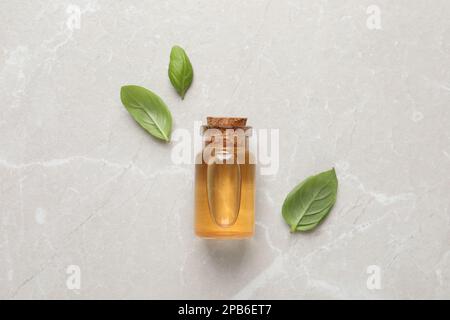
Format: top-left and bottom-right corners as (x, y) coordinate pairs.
(1, 0), (449, 299)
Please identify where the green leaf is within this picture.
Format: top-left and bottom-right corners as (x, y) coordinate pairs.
(282, 168), (338, 232)
(120, 85), (172, 142)
(168, 45), (194, 99)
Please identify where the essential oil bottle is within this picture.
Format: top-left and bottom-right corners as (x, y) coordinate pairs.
(195, 117), (255, 239)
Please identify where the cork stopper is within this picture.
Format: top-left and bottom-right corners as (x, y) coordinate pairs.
(207, 117), (247, 128)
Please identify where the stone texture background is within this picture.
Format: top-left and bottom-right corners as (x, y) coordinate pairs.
(1, 0), (449, 299)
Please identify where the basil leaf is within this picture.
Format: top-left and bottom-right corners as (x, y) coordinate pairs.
(120, 85), (172, 142)
(168, 45), (193, 99)
(282, 168), (338, 232)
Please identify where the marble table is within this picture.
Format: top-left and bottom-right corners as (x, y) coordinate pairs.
(0, 0), (449, 299)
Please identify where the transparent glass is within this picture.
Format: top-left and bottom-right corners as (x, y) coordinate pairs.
(195, 126), (255, 239)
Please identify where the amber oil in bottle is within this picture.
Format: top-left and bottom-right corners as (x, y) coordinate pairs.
(194, 117), (255, 239)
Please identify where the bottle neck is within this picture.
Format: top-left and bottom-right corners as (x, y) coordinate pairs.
(201, 128), (252, 164)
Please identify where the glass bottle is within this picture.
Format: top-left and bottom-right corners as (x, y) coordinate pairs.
(195, 117), (255, 239)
